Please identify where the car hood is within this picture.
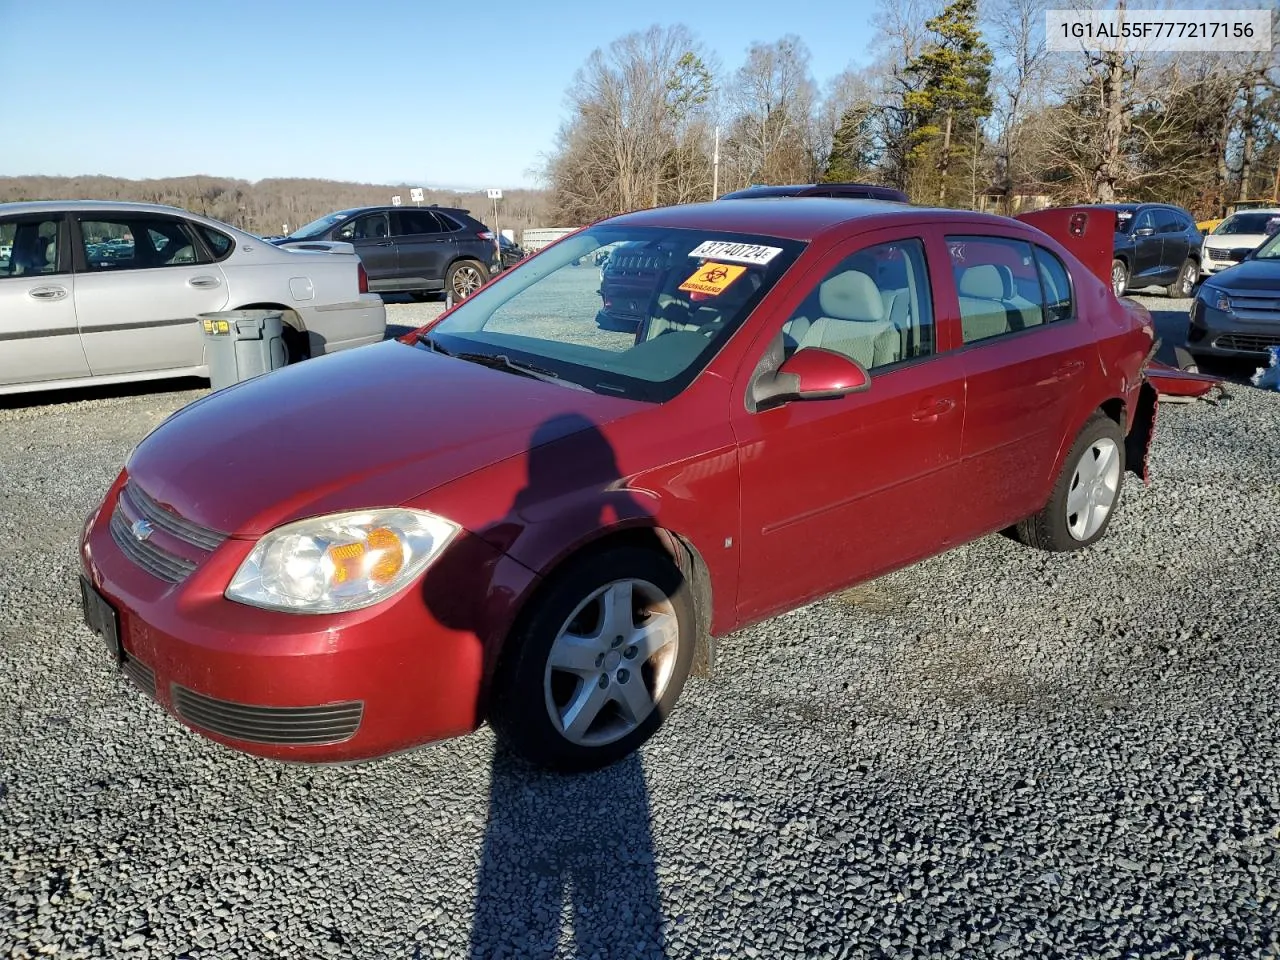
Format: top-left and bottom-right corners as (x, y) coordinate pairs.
(1204, 259), (1280, 292)
(126, 341), (645, 537)
(1204, 234), (1268, 249)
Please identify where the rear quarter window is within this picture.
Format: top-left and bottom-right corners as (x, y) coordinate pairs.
(198, 225), (234, 260)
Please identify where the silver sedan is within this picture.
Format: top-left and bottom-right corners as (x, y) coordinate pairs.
(0, 200), (387, 396)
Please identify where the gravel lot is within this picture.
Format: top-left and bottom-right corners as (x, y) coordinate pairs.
(2, 294), (1279, 959)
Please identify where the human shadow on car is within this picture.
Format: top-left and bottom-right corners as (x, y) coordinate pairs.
(422, 413), (672, 959)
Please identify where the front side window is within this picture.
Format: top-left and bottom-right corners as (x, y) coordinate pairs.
(1132, 211), (1157, 234)
(0, 218), (62, 277)
(426, 226), (805, 402)
(947, 236), (1048, 344)
(336, 213), (390, 241)
(80, 217), (205, 271)
(778, 238), (934, 370)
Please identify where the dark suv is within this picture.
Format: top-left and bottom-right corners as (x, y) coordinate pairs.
(1095, 203), (1202, 298)
(719, 182), (909, 203)
(276, 206), (497, 300)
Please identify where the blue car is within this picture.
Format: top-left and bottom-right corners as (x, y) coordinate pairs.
(1094, 203), (1202, 298)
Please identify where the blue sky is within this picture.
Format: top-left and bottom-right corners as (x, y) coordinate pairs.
(0, 0), (876, 189)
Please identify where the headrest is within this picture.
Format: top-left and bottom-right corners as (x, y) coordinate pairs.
(958, 264), (1009, 300)
(818, 270), (884, 322)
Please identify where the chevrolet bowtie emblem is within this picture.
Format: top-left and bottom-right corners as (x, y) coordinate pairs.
(130, 518), (154, 542)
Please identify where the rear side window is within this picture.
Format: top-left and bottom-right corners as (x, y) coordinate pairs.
(1155, 210), (1181, 233)
(395, 210), (446, 236)
(947, 236), (1046, 344)
(79, 217), (208, 271)
(1032, 246), (1073, 322)
(198, 225), (233, 259)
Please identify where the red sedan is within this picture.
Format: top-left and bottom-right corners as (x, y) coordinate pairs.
(80, 199), (1159, 772)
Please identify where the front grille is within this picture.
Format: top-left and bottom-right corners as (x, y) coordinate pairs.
(110, 507), (196, 583)
(171, 686), (363, 746)
(1208, 247), (1235, 262)
(1226, 293), (1280, 322)
(119, 484), (226, 551)
(122, 656), (156, 698)
(1215, 333), (1280, 353)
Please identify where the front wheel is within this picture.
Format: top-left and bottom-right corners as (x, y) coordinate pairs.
(1111, 260), (1129, 298)
(1166, 259), (1197, 298)
(446, 260), (489, 300)
(1015, 414), (1125, 552)
(489, 547), (695, 772)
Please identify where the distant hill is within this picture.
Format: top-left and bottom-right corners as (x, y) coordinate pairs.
(0, 175), (553, 236)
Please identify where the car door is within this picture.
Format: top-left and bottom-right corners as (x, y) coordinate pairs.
(1130, 209), (1164, 286)
(731, 227), (967, 624)
(942, 231), (1094, 539)
(72, 213), (229, 376)
(392, 209), (450, 290)
(334, 212), (396, 289)
(0, 213), (91, 388)
(1156, 208), (1189, 279)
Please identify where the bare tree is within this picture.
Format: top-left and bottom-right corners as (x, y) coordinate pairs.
(720, 36), (817, 188)
(985, 0), (1051, 212)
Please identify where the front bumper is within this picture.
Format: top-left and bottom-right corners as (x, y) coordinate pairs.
(1187, 295), (1280, 359)
(80, 476), (537, 763)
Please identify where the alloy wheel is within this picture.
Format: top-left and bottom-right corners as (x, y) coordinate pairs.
(1112, 264), (1126, 297)
(452, 266), (483, 299)
(1066, 437), (1121, 541)
(543, 578), (680, 747)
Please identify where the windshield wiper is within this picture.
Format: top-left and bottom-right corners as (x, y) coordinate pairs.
(454, 352), (591, 391)
(417, 333), (451, 355)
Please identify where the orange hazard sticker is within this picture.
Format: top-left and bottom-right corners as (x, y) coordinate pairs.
(679, 262), (746, 296)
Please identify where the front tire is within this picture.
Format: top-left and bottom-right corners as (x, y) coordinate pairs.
(1015, 414), (1125, 552)
(1111, 260), (1129, 298)
(489, 547), (695, 772)
(446, 260), (489, 300)
(1166, 259), (1197, 298)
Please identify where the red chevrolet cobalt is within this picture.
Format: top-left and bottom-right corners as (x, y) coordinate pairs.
(80, 200), (1157, 771)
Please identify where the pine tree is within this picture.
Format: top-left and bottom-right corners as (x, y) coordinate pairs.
(902, 0), (993, 206)
(822, 107), (871, 183)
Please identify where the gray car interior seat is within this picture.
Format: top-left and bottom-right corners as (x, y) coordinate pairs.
(957, 263), (1044, 342)
(795, 269), (901, 370)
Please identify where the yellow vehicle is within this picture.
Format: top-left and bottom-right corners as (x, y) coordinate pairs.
(1198, 198), (1280, 233)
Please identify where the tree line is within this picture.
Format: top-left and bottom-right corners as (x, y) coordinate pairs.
(0, 175), (552, 237)
(543, 0), (1280, 223)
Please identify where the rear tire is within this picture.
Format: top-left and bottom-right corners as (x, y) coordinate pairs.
(489, 546), (695, 773)
(1165, 259), (1197, 298)
(1111, 260), (1129, 298)
(446, 260), (488, 300)
(1015, 414), (1125, 552)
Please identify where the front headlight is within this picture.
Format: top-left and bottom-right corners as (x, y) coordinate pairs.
(1197, 284), (1231, 314)
(226, 508), (459, 614)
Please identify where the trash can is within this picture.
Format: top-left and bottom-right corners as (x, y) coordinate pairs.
(198, 310), (289, 392)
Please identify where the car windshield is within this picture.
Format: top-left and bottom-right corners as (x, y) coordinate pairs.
(424, 225), (805, 402)
(1252, 230), (1280, 260)
(287, 213), (350, 240)
(1213, 212), (1280, 235)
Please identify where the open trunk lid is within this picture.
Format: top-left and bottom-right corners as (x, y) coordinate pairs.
(1016, 206), (1115, 291)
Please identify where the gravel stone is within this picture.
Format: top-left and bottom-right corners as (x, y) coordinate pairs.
(1, 295), (1278, 958)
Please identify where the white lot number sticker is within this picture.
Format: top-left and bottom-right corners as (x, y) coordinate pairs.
(688, 240), (782, 266)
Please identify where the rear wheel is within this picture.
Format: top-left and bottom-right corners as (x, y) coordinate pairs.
(489, 547), (695, 772)
(446, 260), (488, 300)
(1166, 259), (1197, 298)
(1015, 414), (1125, 552)
(1111, 260), (1129, 298)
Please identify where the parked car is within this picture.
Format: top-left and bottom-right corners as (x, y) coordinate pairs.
(1094, 203), (1202, 298)
(81, 199), (1157, 772)
(1197, 197), (1280, 234)
(495, 234), (526, 272)
(719, 182), (910, 203)
(1187, 226), (1280, 363)
(0, 201), (386, 397)
(1200, 209), (1280, 276)
(274, 206), (498, 301)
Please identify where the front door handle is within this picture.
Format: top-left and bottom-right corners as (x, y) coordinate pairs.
(188, 276), (221, 289)
(373, 240), (393, 247)
(28, 285), (68, 301)
(1054, 360), (1085, 379)
(911, 397), (956, 423)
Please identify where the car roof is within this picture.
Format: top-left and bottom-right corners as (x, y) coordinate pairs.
(604, 198), (1018, 242)
(0, 199), (195, 217)
(334, 205), (472, 217)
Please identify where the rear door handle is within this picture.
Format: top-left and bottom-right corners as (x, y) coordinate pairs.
(911, 397), (956, 423)
(28, 285), (68, 301)
(373, 240), (393, 246)
(188, 276), (221, 289)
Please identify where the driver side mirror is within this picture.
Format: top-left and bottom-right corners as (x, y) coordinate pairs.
(1134, 227), (1156, 238)
(751, 347), (871, 410)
